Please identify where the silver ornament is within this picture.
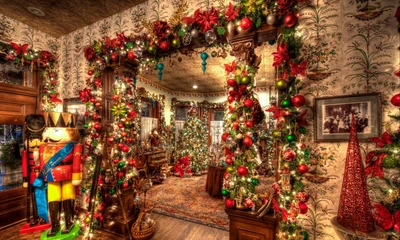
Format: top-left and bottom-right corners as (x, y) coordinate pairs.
(183, 32), (192, 46)
(266, 14), (276, 25)
(239, 116), (245, 123)
(205, 30), (217, 44)
(191, 28), (199, 38)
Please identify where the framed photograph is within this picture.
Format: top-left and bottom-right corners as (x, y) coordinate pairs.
(63, 98), (86, 133)
(314, 93), (381, 142)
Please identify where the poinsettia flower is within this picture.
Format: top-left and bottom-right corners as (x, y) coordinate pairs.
(365, 151), (386, 178)
(370, 131), (393, 148)
(153, 21), (171, 40)
(272, 41), (289, 67)
(10, 42), (29, 55)
(116, 32), (128, 43)
(224, 61), (237, 73)
(372, 203), (400, 231)
(277, 0), (295, 15)
(182, 9), (200, 25)
(49, 93), (62, 103)
(266, 105), (286, 124)
(290, 60), (308, 76)
(195, 7), (219, 32)
(225, 3), (240, 21)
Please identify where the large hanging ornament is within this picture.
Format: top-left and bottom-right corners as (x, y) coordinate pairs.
(205, 30), (217, 44)
(291, 94), (306, 107)
(159, 41), (170, 51)
(200, 52), (209, 74)
(297, 163), (309, 174)
(240, 17), (252, 30)
(284, 12), (298, 28)
(282, 149), (296, 162)
(237, 165), (249, 176)
(157, 62), (164, 81)
(172, 38), (181, 48)
(391, 93), (400, 106)
(191, 28), (199, 38)
(275, 79), (288, 91)
(266, 14), (276, 25)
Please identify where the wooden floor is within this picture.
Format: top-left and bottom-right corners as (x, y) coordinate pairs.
(0, 213), (229, 240)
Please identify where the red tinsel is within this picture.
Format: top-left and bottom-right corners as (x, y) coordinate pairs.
(225, 3), (240, 21)
(195, 7), (219, 32)
(272, 41), (289, 67)
(372, 203), (400, 232)
(364, 151), (386, 178)
(290, 60), (308, 76)
(84, 46), (96, 61)
(153, 21), (171, 40)
(10, 42), (28, 55)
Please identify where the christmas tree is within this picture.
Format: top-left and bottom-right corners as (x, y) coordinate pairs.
(337, 114), (375, 233)
(176, 105), (209, 173)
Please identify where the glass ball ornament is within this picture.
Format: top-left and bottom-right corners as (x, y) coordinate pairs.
(286, 134), (297, 143)
(205, 30), (217, 44)
(266, 14), (277, 25)
(251, 178), (259, 186)
(191, 28), (199, 38)
(298, 126), (307, 134)
(275, 79), (288, 91)
(281, 99), (292, 108)
(221, 189), (229, 196)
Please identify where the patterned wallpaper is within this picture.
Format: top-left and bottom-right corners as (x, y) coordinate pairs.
(0, 14), (59, 54)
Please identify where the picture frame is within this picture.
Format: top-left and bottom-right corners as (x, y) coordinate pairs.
(314, 93), (381, 142)
(63, 98), (86, 134)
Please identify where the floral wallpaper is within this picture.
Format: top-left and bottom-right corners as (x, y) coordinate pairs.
(0, 14), (59, 54)
(299, 0), (398, 239)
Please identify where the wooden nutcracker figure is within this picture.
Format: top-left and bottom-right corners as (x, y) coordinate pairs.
(32, 112), (83, 237)
(20, 114), (51, 234)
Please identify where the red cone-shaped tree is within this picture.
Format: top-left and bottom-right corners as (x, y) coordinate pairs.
(337, 114), (375, 233)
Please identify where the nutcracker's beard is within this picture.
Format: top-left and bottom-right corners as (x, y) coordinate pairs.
(43, 127), (80, 143)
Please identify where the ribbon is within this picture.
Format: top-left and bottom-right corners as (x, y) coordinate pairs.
(32, 142), (76, 222)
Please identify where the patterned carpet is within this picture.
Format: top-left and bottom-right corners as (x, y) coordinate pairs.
(146, 174), (229, 230)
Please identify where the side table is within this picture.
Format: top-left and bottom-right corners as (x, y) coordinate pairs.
(205, 165), (226, 197)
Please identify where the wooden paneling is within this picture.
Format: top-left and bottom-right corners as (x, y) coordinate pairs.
(0, 187), (27, 229)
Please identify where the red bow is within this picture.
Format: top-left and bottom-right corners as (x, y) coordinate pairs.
(40, 50), (55, 65)
(272, 41), (289, 67)
(224, 61), (237, 73)
(195, 7), (219, 32)
(116, 32), (128, 43)
(153, 21), (171, 40)
(49, 93), (62, 103)
(365, 151), (386, 178)
(372, 203), (400, 232)
(10, 42), (29, 55)
(266, 105), (286, 124)
(290, 60), (308, 76)
(79, 88), (91, 102)
(370, 131), (393, 148)
(225, 3), (240, 21)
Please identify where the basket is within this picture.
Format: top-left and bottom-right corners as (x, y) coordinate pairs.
(131, 211), (156, 240)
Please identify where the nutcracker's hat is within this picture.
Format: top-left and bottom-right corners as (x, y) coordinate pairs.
(43, 112), (78, 128)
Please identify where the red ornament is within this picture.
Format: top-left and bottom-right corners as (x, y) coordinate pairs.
(244, 198), (255, 208)
(93, 123), (102, 130)
(296, 192), (309, 203)
(245, 120), (253, 128)
(92, 114), (99, 120)
(228, 105), (236, 113)
(242, 136), (253, 147)
(297, 163), (309, 174)
(291, 94), (306, 107)
(92, 133), (100, 139)
(282, 149), (296, 162)
(284, 12), (298, 28)
(117, 143), (124, 149)
(110, 52), (119, 62)
(93, 78), (102, 87)
(222, 132), (229, 141)
(117, 171), (125, 178)
(159, 41), (170, 51)
(240, 17), (252, 30)
(244, 99), (254, 108)
(88, 70), (94, 76)
(232, 121), (239, 130)
(122, 182), (129, 188)
(225, 157), (233, 165)
(95, 102), (101, 108)
(127, 51), (136, 60)
(125, 137), (133, 143)
(228, 96), (235, 103)
(118, 123), (125, 128)
(121, 132), (127, 137)
(121, 145), (130, 152)
(237, 165), (248, 176)
(113, 158), (119, 164)
(298, 202), (308, 214)
(225, 198), (235, 208)
(391, 93), (400, 107)
(129, 159), (136, 166)
(227, 79), (237, 87)
(107, 137), (114, 144)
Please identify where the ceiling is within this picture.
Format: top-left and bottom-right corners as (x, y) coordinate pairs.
(139, 44), (276, 93)
(0, 0), (146, 37)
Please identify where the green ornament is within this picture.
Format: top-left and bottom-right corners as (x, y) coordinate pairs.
(227, 166), (235, 173)
(241, 76), (251, 85)
(287, 134), (297, 143)
(125, 42), (134, 49)
(235, 75), (241, 85)
(110, 188), (116, 195)
(81, 188), (86, 193)
(272, 129), (281, 138)
(172, 38), (181, 48)
(281, 99), (291, 108)
(119, 161), (125, 168)
(251, 178), (259, 186)
(275, 79), (288, 91)
(83, 123), (89, 129)
(231, 113), (237, 121)
(298, 126), (307, 134)
(300, 231), (309, 240)
(97, 193), (101, 197)
(211, 51), (217, 57)
(221, 189), (229, 196)
(148, 45), (156, 55)
(117, 179), (123, 185)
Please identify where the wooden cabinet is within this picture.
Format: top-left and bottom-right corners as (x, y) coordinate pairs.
(225, 208), (277, 240)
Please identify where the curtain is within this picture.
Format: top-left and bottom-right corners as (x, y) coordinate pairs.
(141, 117), (159, 142)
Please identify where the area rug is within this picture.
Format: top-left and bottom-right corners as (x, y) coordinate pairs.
(146, 174), (229, 230)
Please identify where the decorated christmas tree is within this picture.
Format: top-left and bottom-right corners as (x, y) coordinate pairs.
(176, 105), (209, 173)
(337, 114), (375, 233)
